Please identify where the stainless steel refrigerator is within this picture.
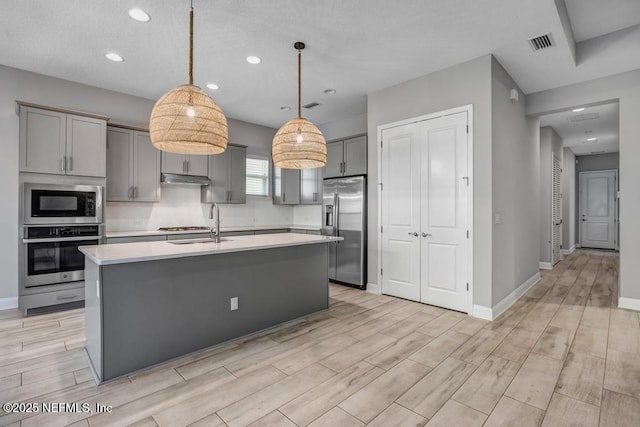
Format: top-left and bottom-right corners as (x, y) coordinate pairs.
(322, 176), (366, 289)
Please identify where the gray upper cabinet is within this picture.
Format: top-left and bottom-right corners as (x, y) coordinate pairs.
(323, 135), (367, 178)
(273, 166), (300, 205)
(19, 106), (107, 177)
(201, 144), (246, 204)
(324, 142), (343, 178)
(106, 127), (160, 202)
(162, 152), (209, 176)
(300, 167), (323, 204)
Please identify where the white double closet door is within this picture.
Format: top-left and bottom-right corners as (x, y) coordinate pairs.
(381, 112), (470, 313)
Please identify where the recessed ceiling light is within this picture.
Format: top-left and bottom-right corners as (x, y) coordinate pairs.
(105, 52), (124, 62)
(206, 83), (219, 90)
(324, 89), (337, 95)
(587, 137), (597, 141)
(246, 56), (262, 65)
(572, 107), (585, 112)
(280, 106), (291, 111)
(128, 8), (151, 22)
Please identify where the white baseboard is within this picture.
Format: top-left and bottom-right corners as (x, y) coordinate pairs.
(539, 262), (553, 270)
(0, 296), (19, 311)
(561, 245), (576, 256)
(366, 282), (381, 295)
(471, 272), (541, 321)
(472, 305), (492, 320)
(491, 272), (541, 320)
(618, 297), (640, 311)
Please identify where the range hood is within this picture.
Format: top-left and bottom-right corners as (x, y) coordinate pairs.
(161, 173), (211, 186)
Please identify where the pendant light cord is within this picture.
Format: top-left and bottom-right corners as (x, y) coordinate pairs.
(189, 0), (194, 86)
(297, 48), (302, 118)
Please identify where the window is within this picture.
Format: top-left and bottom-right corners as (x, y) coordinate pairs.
(246, 156), (270, 196)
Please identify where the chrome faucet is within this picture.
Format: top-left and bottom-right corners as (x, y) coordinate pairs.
(208, 203), (221, 243)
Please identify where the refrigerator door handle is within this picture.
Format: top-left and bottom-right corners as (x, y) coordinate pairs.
(334, 193), (340, 241)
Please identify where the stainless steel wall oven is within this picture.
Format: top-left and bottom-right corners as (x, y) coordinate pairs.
(20, 183), (104, 311)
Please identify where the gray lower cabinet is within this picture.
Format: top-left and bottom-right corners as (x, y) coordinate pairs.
(162, 152), (208, 176)
(106, 127), (161, 202)
(201, 144), (247, 204)
(300, 168), (323, 204)
(273, 166), (300, 205)
(19, 105), (107, 177)
(323, 135), (367, 178)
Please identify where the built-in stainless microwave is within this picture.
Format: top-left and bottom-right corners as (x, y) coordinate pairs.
(24, 183), (103, 224)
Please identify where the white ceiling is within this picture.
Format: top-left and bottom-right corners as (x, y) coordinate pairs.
(565, 0), (640, 42)
(1, 0), (639, 128)
(539, 102), (619, 156)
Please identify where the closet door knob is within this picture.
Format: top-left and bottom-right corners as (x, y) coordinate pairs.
(408, 232), (418, 237)
(422, 232), (432, 237)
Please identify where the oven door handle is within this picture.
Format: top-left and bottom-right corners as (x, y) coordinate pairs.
(23, 236), (102, 244)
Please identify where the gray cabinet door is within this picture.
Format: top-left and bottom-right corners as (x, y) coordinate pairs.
(282, 168), (300, 205)
(300, 168), (322, 204)
(106, 127), (133, 202)
(343, 135), (367, 176)
(187, 154), (208, 176)
(133, 131), (161, 202)
(228, 145), (246, 204)
(203, 151), (228, 203)
(162, 152), (186, 174)
(324, 141), (343, 178)
(19, 107), (66, 174)
(66, 114), (107, 177)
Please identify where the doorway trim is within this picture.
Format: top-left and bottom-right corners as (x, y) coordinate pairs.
(578, 169), (618, 250)
(376, 104), (474, 315)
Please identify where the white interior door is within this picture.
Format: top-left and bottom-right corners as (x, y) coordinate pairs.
(420, 112), (469, 312)
(381, 123), (421, 301)
(552, 155), (562, 264)
(580, 170), (616, 249)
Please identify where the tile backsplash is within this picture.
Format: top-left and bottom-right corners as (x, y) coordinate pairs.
(105, 184), (301, 231)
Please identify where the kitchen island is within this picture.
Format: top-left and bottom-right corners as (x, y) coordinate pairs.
(79, 233), (341, 383)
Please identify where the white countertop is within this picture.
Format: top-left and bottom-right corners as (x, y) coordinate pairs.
(80, 233), (341, 265)
(106, 225), (321, 238)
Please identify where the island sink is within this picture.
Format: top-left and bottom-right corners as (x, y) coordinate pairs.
(167, 238), (233, 245)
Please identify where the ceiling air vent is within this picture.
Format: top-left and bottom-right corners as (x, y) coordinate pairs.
(302, 102), (320, 109)
(528, 33), (555, 51)
(569, 113), (600, 123)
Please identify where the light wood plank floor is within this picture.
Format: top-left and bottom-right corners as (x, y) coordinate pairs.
(1, 251), (638, 426)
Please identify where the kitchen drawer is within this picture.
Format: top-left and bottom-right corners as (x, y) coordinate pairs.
(107, 235), (167, 244)
(19, 285), (84, 310)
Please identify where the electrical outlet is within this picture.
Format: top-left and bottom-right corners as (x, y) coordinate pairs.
(230, 297), (238, 311)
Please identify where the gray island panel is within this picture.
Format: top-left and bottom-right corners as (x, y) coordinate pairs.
(85, 242), (330, 382)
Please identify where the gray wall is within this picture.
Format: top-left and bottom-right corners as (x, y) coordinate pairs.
(491, 57), (541, 306)
(539, 126), (564, 264)
(368, 55), (493, 308)
(527, 68), (640, 301)
(0, 64), (280, 306)
(319, 113), (367, 141)
(562, 148), (576, 251)
(575, 152), (620, 246)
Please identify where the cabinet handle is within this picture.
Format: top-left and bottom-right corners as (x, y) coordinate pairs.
(68, 156), (73, 171)
(133, 186), (138, 199)
(128, 186), (133, 199)
(283, 193), (286, 203)
(186, 160), (190, 174)
(226, 190), (231, 202)
(60, 157), (66, 172)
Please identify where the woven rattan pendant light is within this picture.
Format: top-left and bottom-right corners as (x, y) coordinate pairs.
(149, 0), (228, 155)
(272, 42), (327, 169)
